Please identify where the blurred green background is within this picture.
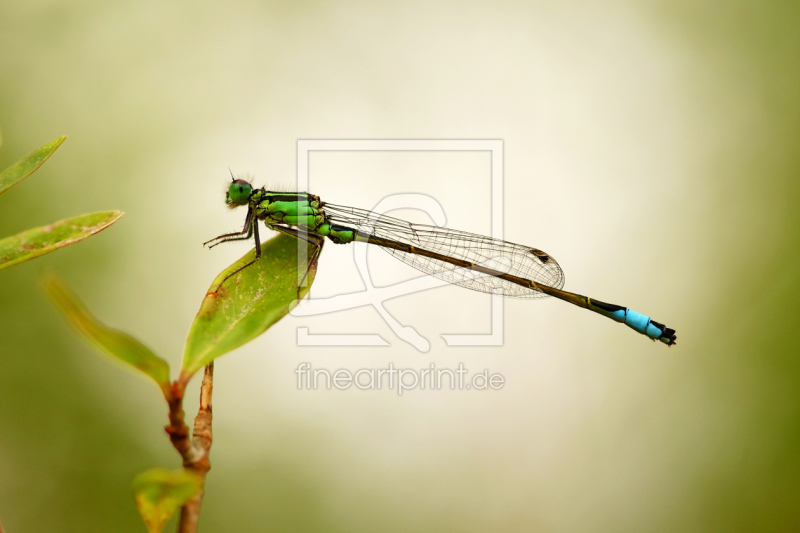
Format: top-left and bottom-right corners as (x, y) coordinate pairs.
(1, 0), (799, 531)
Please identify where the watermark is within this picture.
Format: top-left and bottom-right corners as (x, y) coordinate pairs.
(295, 363), (505, 395)
(290, 139), (505, 352)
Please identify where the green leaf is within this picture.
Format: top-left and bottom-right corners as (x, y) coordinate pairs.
(0, 136), (66, 195)
(0, 210), (124, 271)
(42, 275), (172, 398)
(182, 233), (321, 378)
(133, 468), (202, 533)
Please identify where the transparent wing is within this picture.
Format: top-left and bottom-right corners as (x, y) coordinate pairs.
(323, 203), (565, 299)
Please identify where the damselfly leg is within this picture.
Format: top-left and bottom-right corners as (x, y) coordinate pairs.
(204, 207), (255, 249)
(213, 216), (262, 288)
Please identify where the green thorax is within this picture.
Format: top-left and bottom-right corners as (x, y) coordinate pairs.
(249, 190), (356, 244)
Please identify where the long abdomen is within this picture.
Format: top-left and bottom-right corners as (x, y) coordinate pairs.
(315, 202), (677, 346)
(354, 229), (677, 346)
(535, 285), (677, 346)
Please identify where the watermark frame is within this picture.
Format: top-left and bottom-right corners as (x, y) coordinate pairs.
(291, 139), (505, 352)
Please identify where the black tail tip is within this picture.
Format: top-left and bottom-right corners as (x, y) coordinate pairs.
(651, 320), (676, 347)
(659, 328), (677, 347)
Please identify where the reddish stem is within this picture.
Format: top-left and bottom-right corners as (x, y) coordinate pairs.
(164, 364), (214, 533)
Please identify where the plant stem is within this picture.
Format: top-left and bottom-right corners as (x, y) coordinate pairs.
(176, 363), (215, 533)
(165, 381), (193, 462)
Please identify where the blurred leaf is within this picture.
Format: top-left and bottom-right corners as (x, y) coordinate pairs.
(0, 136), (66, 195)
(0, 211), (124, 271)
(42, 275), (172, 398)
(182, 233), (321, 378)
(133, 468), (202, 533)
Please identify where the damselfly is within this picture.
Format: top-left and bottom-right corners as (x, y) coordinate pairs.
(205, 178), (677, 346)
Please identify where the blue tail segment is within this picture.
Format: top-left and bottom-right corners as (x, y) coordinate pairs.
(588, 299), (677, 346)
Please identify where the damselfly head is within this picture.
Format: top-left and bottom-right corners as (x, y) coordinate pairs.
(226, 179), (253, 208)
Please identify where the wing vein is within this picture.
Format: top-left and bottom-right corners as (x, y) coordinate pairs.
(323, 203), (565, 299)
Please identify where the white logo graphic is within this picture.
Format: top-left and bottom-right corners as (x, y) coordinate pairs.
(290, 140), (504, 352)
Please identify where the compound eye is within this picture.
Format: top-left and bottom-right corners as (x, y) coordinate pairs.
(227, 179), (253, 205)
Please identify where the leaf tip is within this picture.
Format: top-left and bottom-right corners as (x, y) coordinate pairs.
(40, 273), (172, 397)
